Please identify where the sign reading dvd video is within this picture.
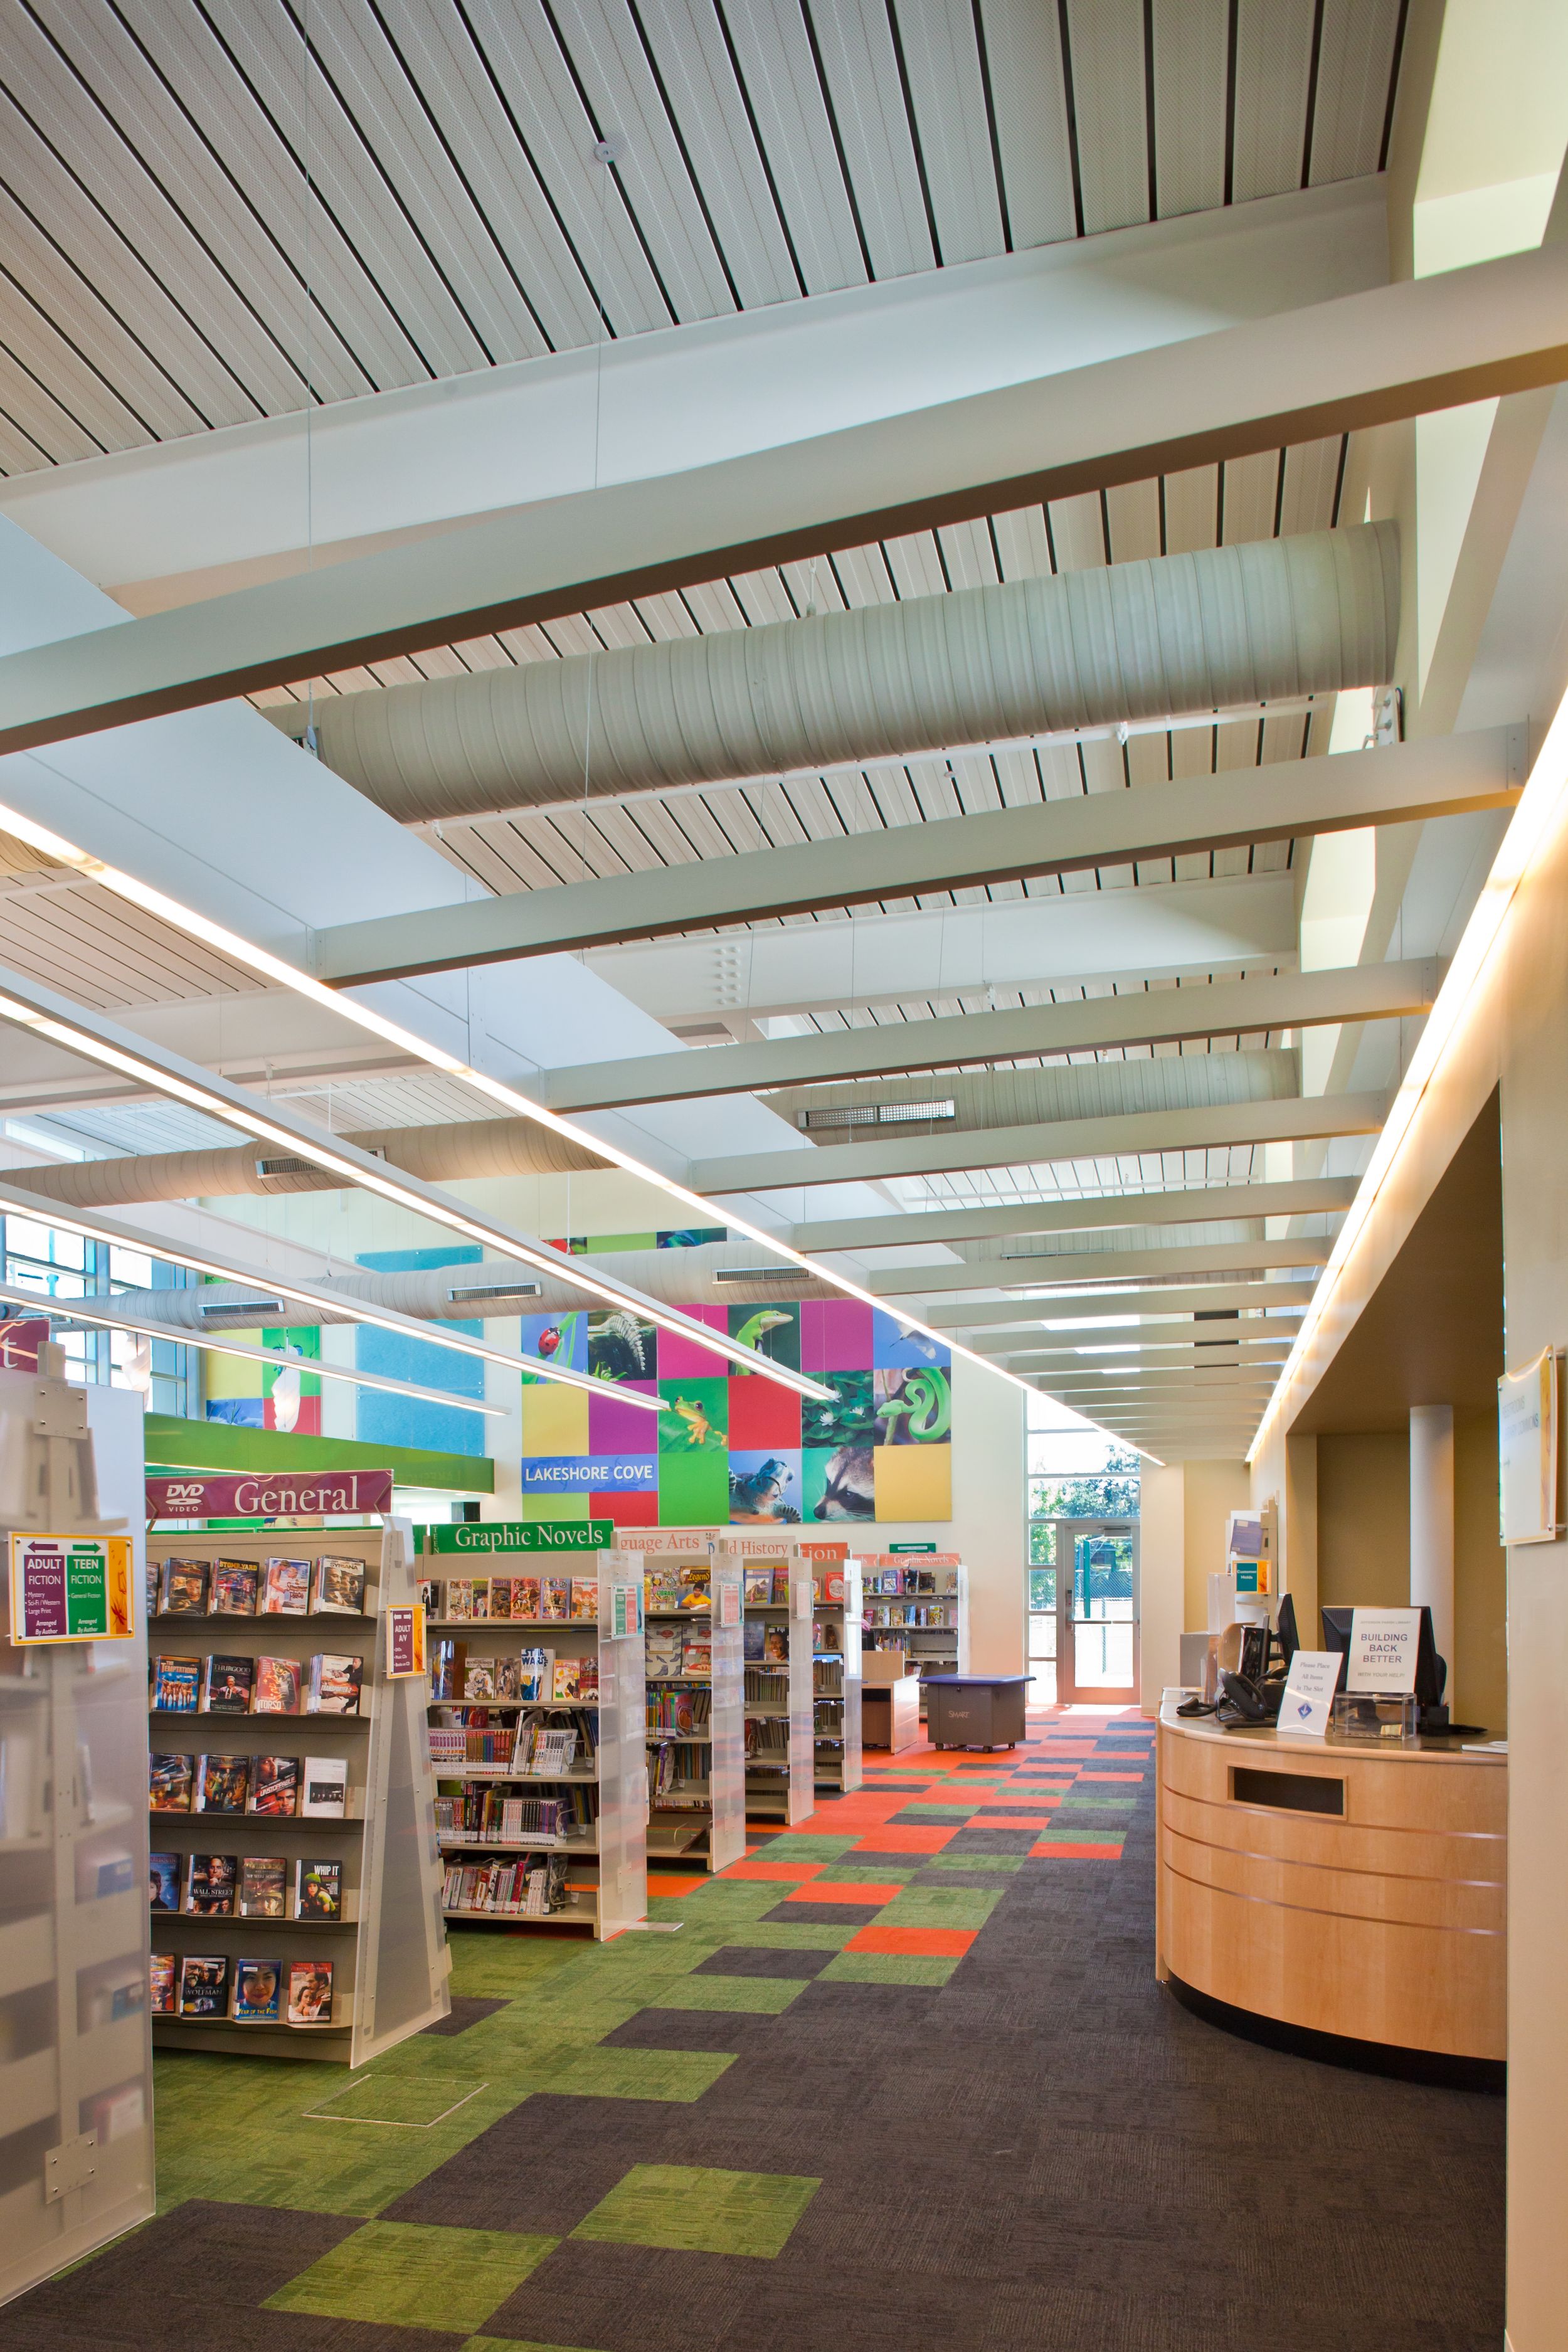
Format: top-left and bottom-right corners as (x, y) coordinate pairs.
(9, 1531), (134, 1643)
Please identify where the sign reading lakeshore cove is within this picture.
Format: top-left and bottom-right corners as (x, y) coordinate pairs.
(9, 1532), (134, 1643)
(423, 1521), (614, 1554)
(147, 1470), (394, 1520)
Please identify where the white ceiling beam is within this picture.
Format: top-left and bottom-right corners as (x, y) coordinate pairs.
(315, 736), (1516, 979)
(694, 1091), (1385, 1194)
(4, 247), (1568, 756)
(1, 181), (1387, 603)
(874, 1237), (1335, 1298)
(927, 1283), (1317, 1328)
(981, 1333), (1293, 1361)
(794, 1174), (1357, 1253)
(540, 967), (1440, 1115)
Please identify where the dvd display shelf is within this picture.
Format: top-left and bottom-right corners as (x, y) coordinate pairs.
(715, 1539), (813, 1826)
(808, 1553), (864, 1794)
(0, 1372), (154, 2306)
(420, 1555), (646, 1939)
(856, 1555), (969, 1718)
(627, 1545), (744, 1875)
(144, 1523), (449, 2064)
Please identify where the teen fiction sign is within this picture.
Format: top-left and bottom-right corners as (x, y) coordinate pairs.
(10, 1533), (134, 1643)
(147, 1470), (395, 1520)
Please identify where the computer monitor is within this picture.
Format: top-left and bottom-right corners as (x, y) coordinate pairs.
(1321, 1604), (1447, 1708)
(1274, 1591), (1300, 1666)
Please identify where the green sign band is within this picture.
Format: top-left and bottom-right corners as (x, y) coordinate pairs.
(421, 1520), (615, 1555)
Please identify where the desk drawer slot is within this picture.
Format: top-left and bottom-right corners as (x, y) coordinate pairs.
(1230, 1767), (1343, 1816)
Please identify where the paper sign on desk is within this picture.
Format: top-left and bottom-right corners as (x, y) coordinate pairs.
(1347, 1607), (1420, 1694)
(1277, 1651), (1340, 1737)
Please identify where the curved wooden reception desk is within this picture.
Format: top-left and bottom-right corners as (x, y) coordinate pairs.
(1157, 1701), (1506, 2065)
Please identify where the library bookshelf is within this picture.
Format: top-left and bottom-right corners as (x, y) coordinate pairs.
(420, 1553), (646, 1941)
(0, 1375), (154, 2305)
(804, 1548), (862, 1794)
(716, 1537), (813, 1826)
(623, 1540), (744, 1875)
(856, 1554), (968, 1719)
(144, 1522), (450, 2064)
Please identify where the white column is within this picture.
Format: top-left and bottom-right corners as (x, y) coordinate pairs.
(1409, 1404), (1455, 1686)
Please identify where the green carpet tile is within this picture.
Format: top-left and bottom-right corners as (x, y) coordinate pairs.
(0, 1710), (1505, 2352)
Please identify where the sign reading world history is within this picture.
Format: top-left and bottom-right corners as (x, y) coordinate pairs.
(10, 1532), (134, 1644)
(147, 1470), (394, 1521)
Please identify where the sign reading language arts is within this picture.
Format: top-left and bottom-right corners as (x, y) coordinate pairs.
(9, 1533), (134, 1643)
(147, 1470), (394, 1520)
(1347, 1607), (1421, 1695)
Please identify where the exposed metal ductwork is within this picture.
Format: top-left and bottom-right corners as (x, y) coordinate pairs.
(769, 1048), (1303, 1136)
(268, 523), (1399, 825)
(58, 1240), (840, 1335)
(8, 1113), (608, 1210)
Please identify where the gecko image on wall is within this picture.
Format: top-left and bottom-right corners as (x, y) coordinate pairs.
(517, 1256), (951, 1526)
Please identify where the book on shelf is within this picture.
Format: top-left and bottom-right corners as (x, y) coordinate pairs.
(645, 1625), (682, 1677)
(418, 1577), (441, 1615)
(644, 1567), (681, 1611)
(464, 1655), (497, 1701)
(287, 1959), (334, 2023)
(159, 1558), (209, 1615)
(150, 1752), (194, 1811)
(149, 1953), (176, 2015)
(742, 1618), (766, 1662)
(743, 1567), (773, 1606)
(144, 1559), (158, 1625)
(201, 1654), (256, 1714)
(177, 1953), (228, 2016)
(294, 1858), (342, 1920)
(677, 1562), (711, 1609)
(150, 1655), (201, 1713)
(211, 1559), (260, 1615)
(518, 1647), (552, 1701)
(260, 1557), (311, 1615)
(238, 1855), (287, 1918)
(680, 1633), (711, 1677)
(312, 1555), (366, 1614)
(307, 1653), (364, 1715)
(512, 1576), (541, 1619)
(234, 1957), (283, 2022)
(149, 1851), (180, 1911)
(300, 1757), (348, 1820)
(647, 1685), (707, 1734)
(490, 1578), (516, 1620)
(185, 1853), (238, 1915)
(762, 1627), (788, 1663)
(551, 1658), (582, 1701)
(514, 1720), (581, 1775)
(248, 1755), (301, 1817)
(569, 1577), (598, 1621)
(540, 1576), (571, 1621)
(195, 1754), (250, 1813)
(254, 1655), (302, 1715)
(445, 1577), (474, 1621)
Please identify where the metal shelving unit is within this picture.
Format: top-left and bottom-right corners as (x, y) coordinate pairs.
(805, 1549), (863, 1793)
(716, 1538), (813, 1826)
(856, 1554), (968, 1719)
(628, 1544), (744, 1875)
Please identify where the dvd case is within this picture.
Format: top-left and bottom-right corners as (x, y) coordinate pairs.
(200, 1655), (255, 1714)
(260, 1557), (310, 1615)
(287, 1959), (334, 2024)
(234, 1957), (283, 2022)
(194, 1754), (250, 1813)
(177, 1953), (229, 2016)
(211, 1559), (259, 1615)
(311, 1555), (366, 1614)
(184, 1853), (237, 1916)
(238, 1856), (287, 1918)
(248, 1756), (301, 1818)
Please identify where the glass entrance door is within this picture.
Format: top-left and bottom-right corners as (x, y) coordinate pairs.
(1055, 1521), (1139, 1705)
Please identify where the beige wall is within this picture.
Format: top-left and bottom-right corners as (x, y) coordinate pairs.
(1454, 1409), (1508, 1732)
(1182, 1459), (1254, 1629)
(1136, 1458), (1251, 1714)
(1317, 1433), (1412, 1608)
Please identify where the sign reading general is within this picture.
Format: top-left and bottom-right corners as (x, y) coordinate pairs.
(423, 1520), (615, 1554)
(147, 1470), (394, 1521)
(9, 1532), (134, 1644)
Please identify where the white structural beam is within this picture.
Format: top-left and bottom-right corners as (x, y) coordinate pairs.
(979, 1335), (1293, 1362)
(315, 739), (1516, 978)
(794, 1175), (1357, 1254)
(587, 876), (1294, 1029)
(0, 182), (1386, 603)
(694, 1093), (1386, 1194)
(540, 970), (1439, 1116)
(874, 1238), (1335, 1298)
(926, 1283), (1318, 1328)
(4, 245), (1568, 754)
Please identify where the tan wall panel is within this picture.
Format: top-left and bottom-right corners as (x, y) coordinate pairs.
(1454, 1406), (1507, 1732)
(1318, 1429), (1411, 1608)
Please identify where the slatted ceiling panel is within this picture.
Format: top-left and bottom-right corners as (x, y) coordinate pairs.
(1230, 0), (1316, 205)
(3, 29), (294, 423)
(1062, 0), (1150, 237)
(1047, 491), (1108, 570)
(1104, 479), (1163, 562)
(991, 504), (1056, 580)
(1276, 435), (1343, 534)
(0, 884), (258, 1008)
(891, 0), (1007, 267)
(935, 519), (1001, 590)
(778, 553), (842, 614)
(882, 532), (949, 598)
(0, 376), (92, 472)
(806, 0), (936, 281)
(1309, 0), (1404, 183)
(714, 0), (867, 295)
(680, 578), (750, 632)
(974, 0), (1076, 246)
(826, 544), (893, 607)
(729, 567), (799, 625)
(1037, 742), (1088, 798)
(1162, 464), (1219, 553)
(1150, 0), (1229, 221)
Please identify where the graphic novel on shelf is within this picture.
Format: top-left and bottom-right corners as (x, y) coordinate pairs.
(294, 1859), (342, 1920)
(248, 1755), (301, 1818)
(238, 1856), (287, 1919)
(211, 1559), (260, 1615)
(541, 1577), (571, 1622)
(287, 1959), (334, 2024)
(234, 1957), (283, 2023)
(185, 1853), (238, 1916)
(201, 1655), (256, 1714)
(311, 1556), (366, 1615)
(260, 1557), (311, 1616)
(194, 1754), (250, 1814)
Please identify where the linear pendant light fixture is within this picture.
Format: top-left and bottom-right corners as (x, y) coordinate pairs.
(0, 965), (835, 1406)
(0, 792), (1046, 1421)
(0, 1174), (661, 1414)
(0, 1276), (505, 1418)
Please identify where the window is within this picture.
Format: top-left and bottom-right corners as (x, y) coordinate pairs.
(1024, 1400), (1140, 1702)
(1, 1215), (195, 1416)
